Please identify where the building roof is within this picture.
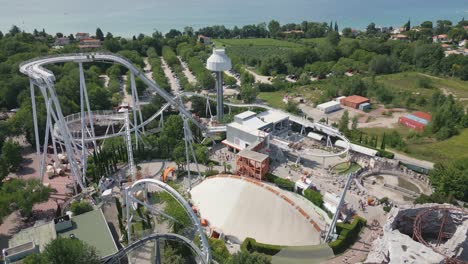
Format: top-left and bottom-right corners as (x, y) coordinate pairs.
(392, 34), (408, 39)
(228, 122), (264, 137)
(412, 111), (431, 121)
(8, 221), (56, 252)
(343, 95), (369, 104)
(335, 140), (378, 157)
(257, 110), (289, 124)
(235, 110), (257, 121)
(307, 132), (324, 141)
(317, 101), (340, 109)
(238, 149), (269, 162)
(58, 209), (118, 258)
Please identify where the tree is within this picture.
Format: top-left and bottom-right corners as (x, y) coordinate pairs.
(334, 21), (339, 32)
(420, 21), (433, 29)
(448, 27), (467, 42)
(326, 31), (340, 46)
(366, 23), (377, 35)
(70, 200), (93, 216)
(239, 84), (258, 103)
(342, 27), (353, 38)
(338, 110), (349, 133)
(1, 139), (22, 172)
(9, 25), (21, 36)
(429, 158), (468, 202)
(227, 251), (271, 264)
(351, 116), (358, 130)
(95, 28), (104, 41)
(268, 20), (280, 38)
(403, 19), (411, 31)
(24, 237), (100, 264)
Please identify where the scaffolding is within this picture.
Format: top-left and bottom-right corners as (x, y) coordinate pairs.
(236, 149), (269, 180)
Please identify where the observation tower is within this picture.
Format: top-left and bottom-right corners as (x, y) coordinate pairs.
(206, 48), (231, 121)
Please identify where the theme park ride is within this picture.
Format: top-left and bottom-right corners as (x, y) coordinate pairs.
(20, 52), (354, 262)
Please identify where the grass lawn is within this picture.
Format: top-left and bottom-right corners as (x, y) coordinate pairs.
(332, 162), (361, 174)
(404, 128), (468, 164)
(361, 126), (468, 164)
(300, 37), (356, 46)
(258, 85), (322, 109)
(258, 91), (287, 109)
(371, 72), (468, 108)
(213, 38), (304, 48)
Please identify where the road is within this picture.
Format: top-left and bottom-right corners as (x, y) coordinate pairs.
(224, 70), (241, 86)
(143, 57), (154, 81)
(177, 56), (197, 84)
(392, 151), (434, 169)
(244, 68), (272, 84)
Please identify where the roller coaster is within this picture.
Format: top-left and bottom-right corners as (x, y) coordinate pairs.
(20, 52), (351, 263)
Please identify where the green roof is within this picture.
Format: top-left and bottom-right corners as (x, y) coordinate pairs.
(9, 221), (56, 252)
(58, 209), (118, 258)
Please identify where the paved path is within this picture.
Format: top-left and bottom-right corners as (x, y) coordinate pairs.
(245, 68), (272, 84)
(393, 151), (434, 169)
(99, 74), (110, 87)
(177, 56), (197, 84)
(160, 58), (180, 94)
(143, 57), (154, 81)
(224, 70), (241, 86)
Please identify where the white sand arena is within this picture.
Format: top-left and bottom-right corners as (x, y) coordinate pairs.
(190, 177), (321, 246)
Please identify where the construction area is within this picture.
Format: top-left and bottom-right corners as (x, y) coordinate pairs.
(366, 204), (468, 264)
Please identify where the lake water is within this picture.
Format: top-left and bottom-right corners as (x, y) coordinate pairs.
(0, 0), (467, 37)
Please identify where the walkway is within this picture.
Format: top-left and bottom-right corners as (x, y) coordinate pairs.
(177, 56), (197, 84)
(160, 58), (180, 94)
(245, 68), (271, 84)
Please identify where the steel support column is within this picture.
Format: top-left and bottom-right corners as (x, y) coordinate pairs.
(30, 80), (42, 182)
(216, 71), (223, 121)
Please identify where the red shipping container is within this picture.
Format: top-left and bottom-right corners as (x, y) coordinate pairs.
(399, 116), (425, 131)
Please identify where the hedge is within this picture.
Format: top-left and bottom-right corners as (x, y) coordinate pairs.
(303, 189), (324, 208)
(265, 173), (295, 191)
(328, 216), (366, 255)
(241, 237), (284, 256)
(377, 149), (395, 159)
(208, 238), (231, 263)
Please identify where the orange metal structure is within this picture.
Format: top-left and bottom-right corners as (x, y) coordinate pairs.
(162, 166), (176, 182)
(235, 149), (269, 180)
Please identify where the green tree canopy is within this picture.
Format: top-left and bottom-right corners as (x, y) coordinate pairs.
(24, 237), (100, 264)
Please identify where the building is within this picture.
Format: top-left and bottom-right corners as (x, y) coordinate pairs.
(316, 101), (341, 113)
(223, 110), (290, 180)
(198, 35), (211, 45)
(79, 38), (101, 49)
(398, 111), (431, 131)
(223, 110), (289, 151)
(340, 95), (370, 109)
(236, 149), (269, 180)
(75, 32), (90, 41)
(432, 34), (451, 43)
(3, 209), (118, 263)
(54, 37), (70, 46)
(390, 34), (409, 41)
(359, 102), (371, 111)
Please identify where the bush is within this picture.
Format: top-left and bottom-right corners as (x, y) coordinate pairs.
(416, 77), (433, 88)
(241, 238), (284, 256)
(209, 238), (231, 263)
(70, 200), (93, 216)
(203, 170), (219, 177)
(383, 205), (392, 212)
(328, 216), (366, 255)
(377, 149), (395, 159)
(303, 189), (324, 208)
(265, 173), (295, 191)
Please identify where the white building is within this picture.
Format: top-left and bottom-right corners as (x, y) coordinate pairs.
(223, 110), (289, 151)
(316, 101), (341, 113)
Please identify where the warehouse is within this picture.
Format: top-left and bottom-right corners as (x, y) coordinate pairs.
(316, 101), (341, 113)
(340, 95), (370, 109)
(398, 112), (431, 131)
